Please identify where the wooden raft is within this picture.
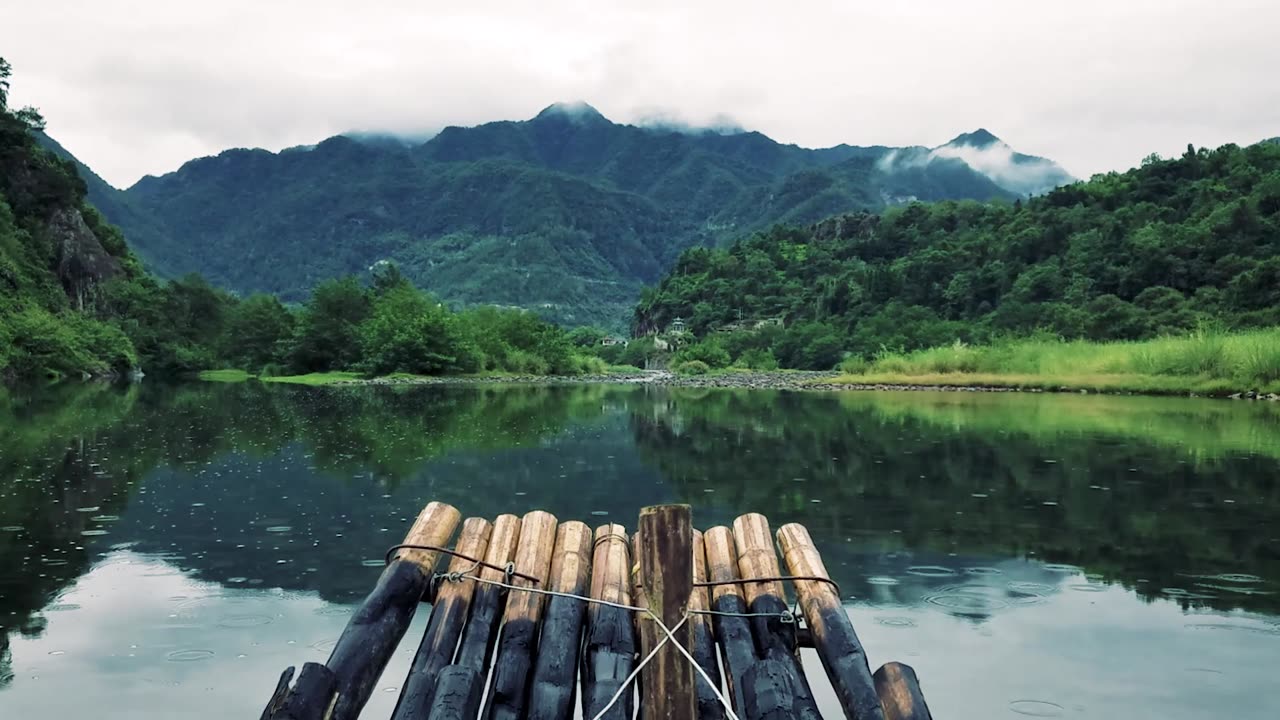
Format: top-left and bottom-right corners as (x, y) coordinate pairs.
(260, 502), (932, 720)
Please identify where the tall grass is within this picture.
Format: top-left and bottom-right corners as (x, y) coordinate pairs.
(835, 328), (1280, 394)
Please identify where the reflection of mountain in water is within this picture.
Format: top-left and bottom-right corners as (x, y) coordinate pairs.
(2, 381), (1279, 673)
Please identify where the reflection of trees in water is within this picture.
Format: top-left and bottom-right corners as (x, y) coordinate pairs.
(3, 380), (1279, 668)
(0, 381), (640, 647)
(631, 388), (1280, 614)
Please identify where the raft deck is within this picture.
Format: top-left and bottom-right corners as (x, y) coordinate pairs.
(259, 502), (932, 720)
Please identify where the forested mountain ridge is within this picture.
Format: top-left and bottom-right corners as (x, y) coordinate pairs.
(73, 102), (1070, 327)
(634, 141), (1280, 369)
(1, 59), (142, 378)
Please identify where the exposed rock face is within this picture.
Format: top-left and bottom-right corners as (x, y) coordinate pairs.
(48, 207), (120, 311)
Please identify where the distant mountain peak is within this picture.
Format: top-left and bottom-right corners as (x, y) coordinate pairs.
(534, 101), (607, 123)
(946, 129), (1003, 148)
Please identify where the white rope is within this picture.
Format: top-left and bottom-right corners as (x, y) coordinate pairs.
(587, 613), (688, 720)
(433, 572), (752, 720)
(650, 610), (742, 720)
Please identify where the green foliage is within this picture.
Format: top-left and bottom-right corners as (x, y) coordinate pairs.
(358, 284), (464, 375)
(289, 276), (371, 372)
(637, 142), (1280, 366)
(222, 294), (294, 370)
(674, 360), (711, 375)
(673, 339), (731, 369)
(834, 328), (1280, 393)
(92, 99), (1026, 330)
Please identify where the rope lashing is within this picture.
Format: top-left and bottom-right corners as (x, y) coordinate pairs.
(695, 574), (841, 597)
(383, 543), (542, 584)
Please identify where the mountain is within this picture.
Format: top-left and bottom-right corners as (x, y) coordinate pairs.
(76, 105), (1072, 327)
(877, 128), (1075, 197)
(1, 101), (143, 378)
(634, 141), (1280, 367)
(35, 133), (178, 276)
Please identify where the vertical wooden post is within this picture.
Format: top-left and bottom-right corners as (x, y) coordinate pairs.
(778, 523), (884, 720)
(637, 504), (696, 720)
(392, 516), (493, 720)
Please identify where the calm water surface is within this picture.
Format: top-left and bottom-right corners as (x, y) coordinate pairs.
(1, 382), (1278, 719)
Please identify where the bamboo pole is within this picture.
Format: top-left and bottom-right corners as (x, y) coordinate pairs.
(259, 663), (338, 720)
(732, 514), (822, 720)
(690, 529), (727, 720)
(455, 514), (523, 671)
(778, 523), (884, 720)
(392, 517), (493, 720)
(324, 501), (460, 720)
(581, 524), (636, 720)
(873, 663), (932, 720)
(483, 510), (559, 720)
(637, 504), (696, 720)
(427, 514), (522, 720)
(631, 532), (652, 711)
(732, 513), (794, 654)
(527, 521), (593, 720)
(702, 526), (753, 715)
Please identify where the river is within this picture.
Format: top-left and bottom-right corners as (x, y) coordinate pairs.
(1, 382), (1278, 718)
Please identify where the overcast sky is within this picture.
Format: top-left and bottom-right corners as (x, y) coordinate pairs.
(4, 0), (1278, 188)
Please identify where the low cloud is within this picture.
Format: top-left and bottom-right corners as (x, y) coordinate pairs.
(2, 0), (1277, 187)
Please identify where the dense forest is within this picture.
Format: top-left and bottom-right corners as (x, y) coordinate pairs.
(0, 59), (600, 381)
(635, 141), (1280, 370)
(75, 101), (1068, 327)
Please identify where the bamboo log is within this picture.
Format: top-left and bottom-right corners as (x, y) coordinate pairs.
(690, 529), (727, 720)
(528, 521), (594, 720)
(778, 523), (883, 720)
(325, 501), (460, 720)
(259, 663), (338, 720)
(873, 663), (932, 720)
(392, 517), (494, 720)
(483, 510), (559, 720)
(425, 514), (522, 720)
(732, 514), (821, 720)
(581, 524), (636, 720)
(702, 526), (753, 715)
(631, 533), (653, 715)
(455, 514), (523, 670)
(732, 514), (794, 654)
(637, 504), (696, 720)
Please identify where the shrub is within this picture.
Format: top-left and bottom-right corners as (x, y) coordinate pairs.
(674, 360), (711, 375)
(735, 348), (779, 370)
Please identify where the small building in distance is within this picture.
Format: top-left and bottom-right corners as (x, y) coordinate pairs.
(668, 317), (687, 334)
(601, 336), (629, 347)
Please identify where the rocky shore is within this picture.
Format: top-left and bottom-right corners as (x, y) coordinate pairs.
(323, 369), (1280, 400)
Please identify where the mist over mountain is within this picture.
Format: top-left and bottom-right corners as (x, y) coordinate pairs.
(59, 105), (1073, 327)
(876, 129), (1075, 198)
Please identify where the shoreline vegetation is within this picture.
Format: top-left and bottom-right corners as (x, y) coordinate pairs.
(199, 328), (1280, 400)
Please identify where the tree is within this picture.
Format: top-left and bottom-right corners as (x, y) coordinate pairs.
(224, 294), (294, 370)
(290, 277), (371, 372)
(359, 284), (463, 375)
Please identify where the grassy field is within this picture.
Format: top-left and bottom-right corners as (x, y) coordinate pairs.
(831, 328), (1280, 395)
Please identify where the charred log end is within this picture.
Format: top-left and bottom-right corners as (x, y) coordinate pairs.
(874, 662), (933, 720)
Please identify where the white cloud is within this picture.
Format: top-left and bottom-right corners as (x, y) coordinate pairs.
(2, 0), (1277, 187)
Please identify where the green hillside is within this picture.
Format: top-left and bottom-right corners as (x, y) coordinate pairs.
(635, 141), (1280, 369)
(89, 102), (1066, 327)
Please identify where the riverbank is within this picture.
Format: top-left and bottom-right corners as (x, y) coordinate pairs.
(197, 367), (1280, 398)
